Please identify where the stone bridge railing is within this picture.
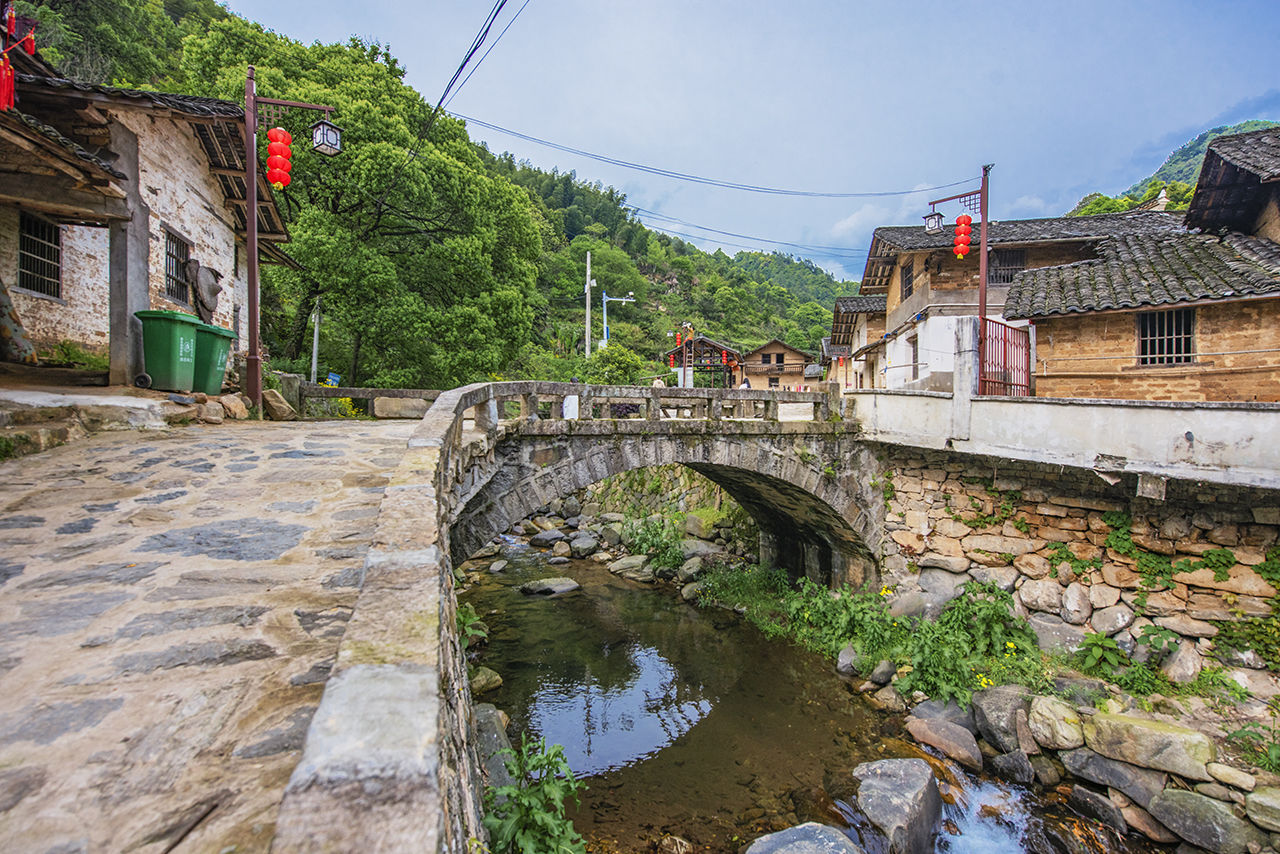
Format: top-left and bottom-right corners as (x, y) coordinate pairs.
(269, 381), (841, 852)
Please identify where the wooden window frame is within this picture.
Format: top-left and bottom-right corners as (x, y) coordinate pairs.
(900, 260), (914, 301)
(17, 211), (62, 299)
(990, 249), (1027, 285)
(164, 228), (192, 305)
(760, 353), (770, 365)
(1136, 307), (1195, 366)
(775, 352), (785, 365)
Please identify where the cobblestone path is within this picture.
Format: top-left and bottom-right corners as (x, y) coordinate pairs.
(0, 420), (414, 853)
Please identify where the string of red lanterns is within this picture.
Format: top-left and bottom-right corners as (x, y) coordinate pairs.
(954, 214), (973, 259)
(265, 127), (293, 189)
(0, 4), (37, 112)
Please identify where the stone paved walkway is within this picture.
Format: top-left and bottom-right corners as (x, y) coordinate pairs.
(0, 419), (415, 853)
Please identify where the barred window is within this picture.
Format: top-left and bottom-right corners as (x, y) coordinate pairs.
(990, 249), (1027, 285)
(164, 230), (191, 304)
(900, 260), (914, 301)
(1138, 308), (1195, 365)
(760, 353), (769, 365)
(18, 212), (61, 298)
(775, 353), (784, 365)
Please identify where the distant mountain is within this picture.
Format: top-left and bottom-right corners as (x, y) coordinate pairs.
(1125, 119), (1279, 197)
(1067, 119), (1278, 217)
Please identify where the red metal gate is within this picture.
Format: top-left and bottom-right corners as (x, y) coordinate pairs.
(979, 318), (1031, 396)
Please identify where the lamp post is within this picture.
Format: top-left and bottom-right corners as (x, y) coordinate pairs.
(600, 290), (634, 348)
(243, 65), (341, 410)
(926, 164), (993, 392)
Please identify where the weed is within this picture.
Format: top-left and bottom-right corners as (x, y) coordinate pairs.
(1078, 632), (1126, 676)
(622, 516), (685, 572)
(944, 481), (1024, 530)
(1173, 548), (1237, 583)
(1045, 541), (1103, 579)
(1229, 699), (1280, 773)
(39, 340), (109, 370)
(483, 734), (585, 854)
(456, 602), (489, 650)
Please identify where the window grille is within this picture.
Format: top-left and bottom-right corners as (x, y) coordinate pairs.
(1138, 308), (1194, 365)
(900, 260), (914, 301)
(165, 231), (192, 304)
(760, 353), (769, 365)
(990, 249), (1027, 285)
(18, 212), (61, 297)
(775, 353), (784, 365)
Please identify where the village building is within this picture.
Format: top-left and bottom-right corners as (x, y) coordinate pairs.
(829, 294), (886, 388)
(1004, 127), (1280, 402)
(662, 334), (740, 388)
(0, 54), (293, 385)
(738, 338), (815, 389)
(855, 209), (1185, 392)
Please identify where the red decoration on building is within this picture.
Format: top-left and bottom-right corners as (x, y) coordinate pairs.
(264, 127), (292, 189)
(21, 29), (32, 55)
(675, 332), (681, 347)
(5, 5), (14, 38)
(721, 350), (727, 364)
(669, 353), (675, 367)
(954, 214), (973, 258)
(0, 56), (12, 111)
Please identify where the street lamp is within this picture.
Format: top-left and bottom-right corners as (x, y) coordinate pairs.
(600, 290), (635, 349)
(926, 164), (993, 391)
(922, 210), (944, 234)
(243, 65), (340, 411)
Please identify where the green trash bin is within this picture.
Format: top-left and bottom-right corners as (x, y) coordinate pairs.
(192, 322), (236, 395)
(135, 310), (199, 392)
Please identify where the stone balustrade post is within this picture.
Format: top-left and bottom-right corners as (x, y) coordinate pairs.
(646, 389), (661, 421)
(709, 391), (722, 421)
(765, 397), (779, 421)
(952, 316), (977, 441)
(473, 396), (499, 432)
(578, 388), (593, 420)
(520, 393), (539, 421)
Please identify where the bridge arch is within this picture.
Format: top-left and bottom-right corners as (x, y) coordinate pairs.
(451, 421), (884, 589)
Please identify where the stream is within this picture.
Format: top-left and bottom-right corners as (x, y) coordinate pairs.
(462, 537), (1162, 853)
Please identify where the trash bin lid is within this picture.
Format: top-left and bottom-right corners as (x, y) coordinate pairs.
(194, 322), (236, 338)
(135, 309), (200, 322)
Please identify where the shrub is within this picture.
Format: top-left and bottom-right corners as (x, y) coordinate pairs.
(483, 734), (585, 854)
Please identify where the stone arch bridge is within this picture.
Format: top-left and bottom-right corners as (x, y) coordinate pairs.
(268, 377), (1280, 852)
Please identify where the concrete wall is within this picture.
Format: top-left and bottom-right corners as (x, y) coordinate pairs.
(1032, 299), (1280, 402)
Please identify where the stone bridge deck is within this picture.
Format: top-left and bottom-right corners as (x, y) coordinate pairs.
(0, 420), (415, 852)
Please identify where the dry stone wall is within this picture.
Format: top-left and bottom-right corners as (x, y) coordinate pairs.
(875, 445), (1279, 693)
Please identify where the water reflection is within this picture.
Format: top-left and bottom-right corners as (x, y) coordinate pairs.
(529, 644), (713, 775)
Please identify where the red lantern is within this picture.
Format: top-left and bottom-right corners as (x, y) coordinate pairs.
(22, 30), (33, 55)
(5, 8), (14, 37)
(957, 214), (972, 226)
(675, 332), (681, 347)
(264, 127), (292, 190)
(954, 215), (974, 259)
(669, 353), (675, 368)
(721, 350), (727, 365)
(0, 57), (12, 112)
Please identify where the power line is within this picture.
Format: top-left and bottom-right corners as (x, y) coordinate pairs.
(633, 207), (870, 258)
(452, 113), (979, 199)
(445, 0), (534, 109)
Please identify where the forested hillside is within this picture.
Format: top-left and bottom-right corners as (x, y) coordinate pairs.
(1067, 119), (1278, 217)
(20, 2), (856, 388)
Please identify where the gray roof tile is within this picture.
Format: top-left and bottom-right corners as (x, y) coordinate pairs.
(1004, 232), (1280, 319)
(873, 210), (1185, 252)
(1206, 127), (1280, 183)
(834, 294), (887, 313)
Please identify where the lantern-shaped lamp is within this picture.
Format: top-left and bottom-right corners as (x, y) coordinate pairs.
(310, 116), (342, 157)
(922, 211), (944, 234)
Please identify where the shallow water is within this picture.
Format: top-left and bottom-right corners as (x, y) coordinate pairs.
(463, 538), (1155, 853)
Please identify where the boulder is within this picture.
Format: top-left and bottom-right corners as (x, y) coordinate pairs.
(372, 396), (430, 419)
(1027, 612), (1087, 652)
(918, 568), (969, 617)
(1161, 640), (1204, 684)
(1028, 695), (1084, 750)
(1060, 582), (1092, 625)
(1059, 748), (1167, 810)
(262, 388), (297, 421)
(600, 525), (622, 547)
(1029, 754), (1060, 786)
(488, 559), (508, 574)
(518, 577), (580, 596)
(972, 684), (1031, 753)
(680, 581), (705, 602)
(1245, 786), (1280, 832)
(1083, 713), (1215, 781)
(197, 401), (225, 423)
(473, 703), (515, 790)
(852, 758), (940, 854)
(1207, 763), (1255, 792)
(470, 666), (503, 695)
(868, 660), (896, 686)
(1090, 604), (1135, 636)
(991, 750), (1034, 784)
(609, 555), (650, 575)
(1019, 579), (1064, 613)
(685, 513), (717, 540)
(1014, 552), (1051, 580)
(657, 836), (694, 854)
(219, 394), (249, 419)
(562, 497), (581, 517)
(551, 541), (571, 557)
(968, 564), (1018, 590)
(529, 529), (566, 547)
(547, 556), (570, 565)
(905, 715), (982, 772)
(1155, 614), (1219, 638)
(676, 557), (703, 584)
(910, 699), (977, 735)
(866, 684), (906, 714)
(1069, 785), (1127, 835)
(680, 538), (721, 559)
(569, 536), (599, 558)
(1088, 583), (1121, 609)
(1119, 802), (1178, 843)
(1148, 789), (1268, 854)
(743, 822), (865, 854)
(836, 644), (859, 677)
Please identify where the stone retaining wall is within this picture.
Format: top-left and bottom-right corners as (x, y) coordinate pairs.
(875, 445), (1279, 692)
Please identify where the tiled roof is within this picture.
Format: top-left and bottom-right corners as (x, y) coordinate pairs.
(873, 211), (1186, 252)
(1004, 231), (1280, 320)
(1206, 127), (1280, 183)
(7, 109), (126, 179)
(17, 74), (243, 118)
(834, 294), (887, 313)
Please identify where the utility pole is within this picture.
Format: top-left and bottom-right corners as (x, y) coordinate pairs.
(309, 296), (321, 384)
(601, 290), (635, 348)
(584, 251), (591, 357)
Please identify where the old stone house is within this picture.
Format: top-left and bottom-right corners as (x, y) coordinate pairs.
(855, 210), (1185, 391)
(1, 67), (292, 384)
(662, 334), (740, 388)
(1004, 127), (1280, 401)
(829, 294), (886, 388)
(740, 338), (814, 389)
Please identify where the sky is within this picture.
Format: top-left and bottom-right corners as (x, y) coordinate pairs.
(224, 0), (1280, 281)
